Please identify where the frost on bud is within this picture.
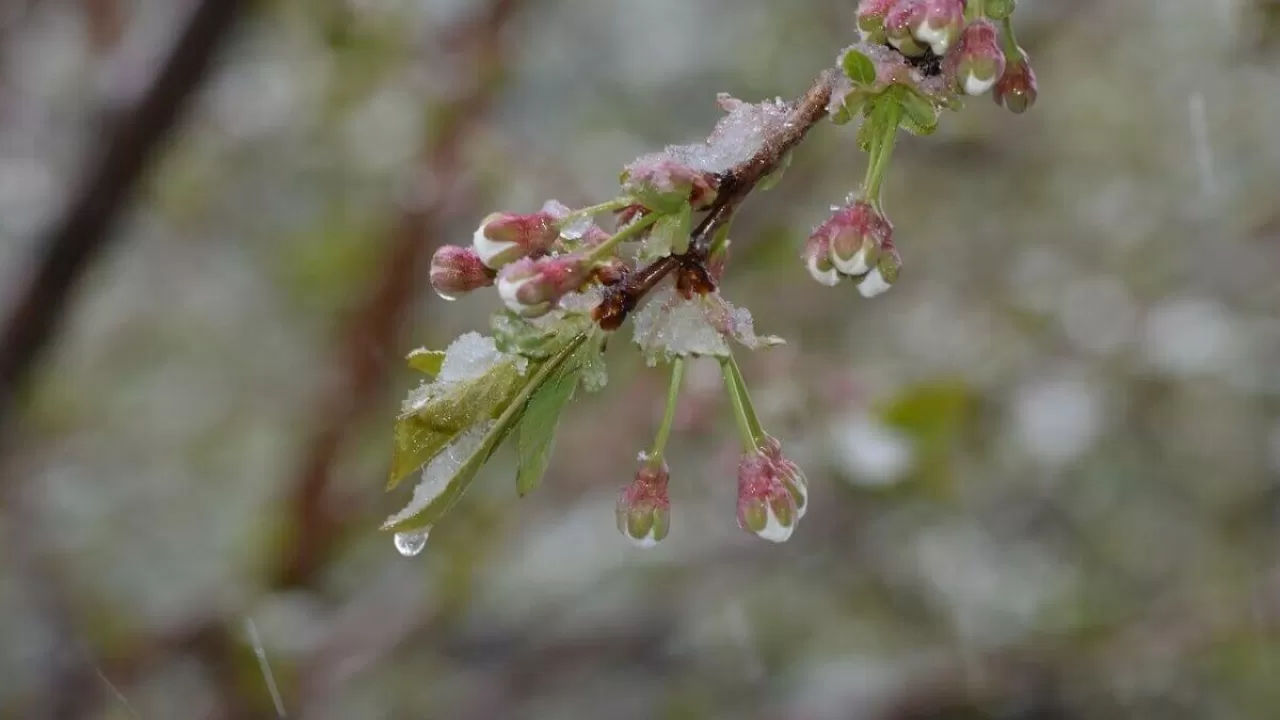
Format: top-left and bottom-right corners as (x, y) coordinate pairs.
(916, 0), (966, 56)
(736, 452), (799, 543)
(622, 154), (718, 212)
(855, 239), (902, 298)
(472, 211), (559, 269)
(944, 19), (1006, 96)
(885, 0), (929, 57)
(496, 254), (591, 317)
(857, 0), (897, 44)
(616, 454), (671, 548)
(809, 200), (893, 282)
(993, 46), (1037, 114)
(429, 245), (495, 300)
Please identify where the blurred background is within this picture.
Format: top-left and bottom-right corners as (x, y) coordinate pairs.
(2, 0), (1280, 718)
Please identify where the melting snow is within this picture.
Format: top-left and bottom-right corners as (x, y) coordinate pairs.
(382, 421), (493, 529)
(401, 333), (517, 414)
(632, 287), (782, 366)
(664, 95), (793, 174)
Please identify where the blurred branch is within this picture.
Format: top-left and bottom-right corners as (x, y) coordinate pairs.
(0, 0), (247, 441)
(273, 0), (522, 589)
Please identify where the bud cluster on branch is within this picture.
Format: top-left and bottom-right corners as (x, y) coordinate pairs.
(386, 0), (1036, 556)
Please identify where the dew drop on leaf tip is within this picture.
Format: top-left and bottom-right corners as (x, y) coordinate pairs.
(394, 528), (430, 556)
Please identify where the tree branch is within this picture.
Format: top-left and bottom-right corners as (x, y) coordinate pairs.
(0, 0), (247, 437)
(593, 69), (838, 330)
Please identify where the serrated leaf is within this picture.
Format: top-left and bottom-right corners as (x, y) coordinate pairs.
(384, 333), (590, 533)
(893, 87), (939, 136)
(840, 48), (877, 86)
(646, 205), (691, 259)
(406, 349), (445, 376)
(515, 353), (583, 496)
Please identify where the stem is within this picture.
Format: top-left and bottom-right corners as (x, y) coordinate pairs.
(724, 354), (766, 445)
(560, 198), (630, 225)
(862, 101), (901, 210)
(999, 16), (1020, 56)
(966, 0), (985, 21)
(648, 358), (685, 462)
(586, 211), (660, 263)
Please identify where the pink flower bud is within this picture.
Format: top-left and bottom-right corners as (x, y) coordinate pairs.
(736, 452), (800, 543)
(761, 436), (809, 520)
(944, 19), (1006, 96)
(616, 454), (671, 548)
(622, 154), (718, 211)
(885, 0), (929, 57)
(993, 46), (1037, 114)
(916, 0), (966, 56)
(496, 254), (593, 317)
(472, 211), (559, 269)
(857, 0), (898, 44)
(429, 245), (495, 300)
(810, 200), (893, 279)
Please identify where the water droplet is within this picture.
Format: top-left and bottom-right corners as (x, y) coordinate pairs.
(560, 215), (593, 241)
(434, 289), (458, 302)
(393, 528), (430, 556)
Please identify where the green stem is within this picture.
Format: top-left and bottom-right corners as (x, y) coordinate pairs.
(720, 355), (766, 452)
(999, 16), (1020, 56)
(862, 101), (901, 210)
(725, 354), (766, 445)
(648, 358), (685, 462)
(966, 0), (985, 21)
(586, 211), (661, 264)
(560, 198), (630, 225)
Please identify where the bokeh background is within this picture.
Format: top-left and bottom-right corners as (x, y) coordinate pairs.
(3, 0), (1280, 718)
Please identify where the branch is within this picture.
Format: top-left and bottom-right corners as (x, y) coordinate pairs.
(593, 69), (838, 330)
(0, 0), (247, 436)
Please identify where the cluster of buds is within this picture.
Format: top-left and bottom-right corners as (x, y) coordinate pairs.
(616, 454), (671, 548)
(736, 437), (808, 543)
(802, 199), (901, 297)
(496, 254), (593, 317)
(855, 0), (1037, 110)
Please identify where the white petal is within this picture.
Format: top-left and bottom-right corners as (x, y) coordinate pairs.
(832, 245), (871, 276)
(963, 72), (996, 96)
(857, 267), (894, 298)
(915, 23), (952, 55)
(807, 254), (841, 287)
(626, 527), (660, 549)
(497, 274), (534, 313)
(756, 505), (795, 543)
(473, 225), (519, 268)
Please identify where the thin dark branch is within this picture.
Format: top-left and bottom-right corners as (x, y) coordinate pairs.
(0, 0), (247, 437)
(593, 69), (837, 330)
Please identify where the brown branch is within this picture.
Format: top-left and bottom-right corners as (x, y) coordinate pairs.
(593, 69), (838, 330)
(0, 0), (247, 438)
(273, 0), (522, 589)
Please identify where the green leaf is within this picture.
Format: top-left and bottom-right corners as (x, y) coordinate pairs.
(492, 311), (560, 359)
(759, 152), (791, 191)
(831, 91), (867, 126)
(893, 87), (939, 136)
(384, 333), (591, 533)
(387, 359), (526, 489)
(840, 48), (877, 86)
(645, 205), (691, 259)
(406, 348), (445, 376)
(515, 351), (584, 496)
(855, 99), (885, 152)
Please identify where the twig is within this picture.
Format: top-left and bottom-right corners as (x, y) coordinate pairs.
(593, 69), (837, 330)
(0, 0), (247, 440)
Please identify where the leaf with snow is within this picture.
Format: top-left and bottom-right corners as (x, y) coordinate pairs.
(406, 348), (445, 376)
(632, 288), (783, 366)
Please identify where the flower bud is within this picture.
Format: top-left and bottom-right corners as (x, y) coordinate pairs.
(622, 154), (718, 212)
(944, 19), (1006, 96)
(885, 0), (929, 58)
(496, 254), (592, 317)
(472, 211), (559, 269)
(916, 0), (966, 56)
(736, 452), (799, 543)
(616, 454), (671, 548)
(857, 0), (898, 44)
(801, 230), (840, 287)
(761, 436), (809, 520)
(993, 46), (1037, 114)
(429, 245), (495, 300)
(855, 240), (902, 298)
(811, 200), (893, 278)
